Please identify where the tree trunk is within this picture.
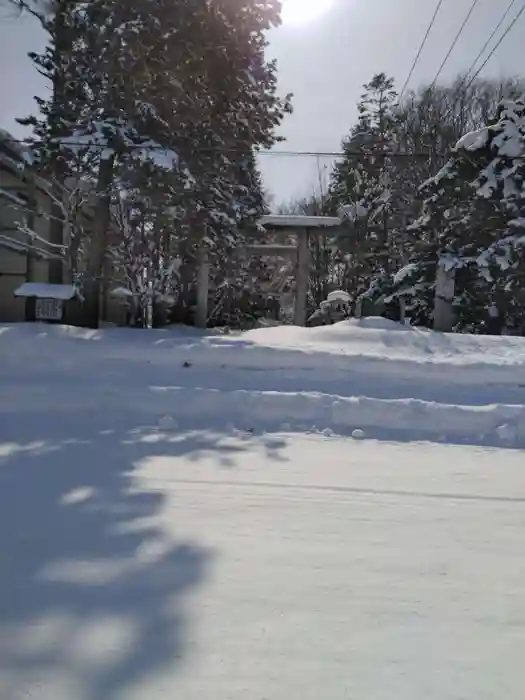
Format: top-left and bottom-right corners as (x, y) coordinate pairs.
(47, 0), (77, 284)
(195, 245), (209, 329)
(434, 260), (455, 332)
(84, 154), (115, 328)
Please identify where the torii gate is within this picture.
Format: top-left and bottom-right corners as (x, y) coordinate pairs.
(195, 214), (341, 328)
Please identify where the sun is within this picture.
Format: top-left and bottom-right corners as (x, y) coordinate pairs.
(281, 0), (333, 26)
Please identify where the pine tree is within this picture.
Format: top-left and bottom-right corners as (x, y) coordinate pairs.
(327, 74), (402, 300)
(15, 0), (290, 327)
(395, 99), (525, 332)
(475, 100), (525, 331)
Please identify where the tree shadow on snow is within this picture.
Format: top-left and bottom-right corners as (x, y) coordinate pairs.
(0, 410), (288, 699)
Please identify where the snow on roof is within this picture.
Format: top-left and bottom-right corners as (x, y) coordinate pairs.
(14, 283), (80, 300)
(260, 215), (341, 229)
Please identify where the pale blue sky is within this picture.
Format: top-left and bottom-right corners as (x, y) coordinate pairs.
(1, 0), (523, 204)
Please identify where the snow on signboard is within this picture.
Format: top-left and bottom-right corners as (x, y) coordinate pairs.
(14, 283), (79, 300)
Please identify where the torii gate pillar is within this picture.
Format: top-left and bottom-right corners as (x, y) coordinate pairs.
(294, 229), (310, 326)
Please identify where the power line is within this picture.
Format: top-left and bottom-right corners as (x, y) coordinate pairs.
(461, 0), (518, 85)
(460, 1), (525, 93)
(437, 2), (525, 135)
(439, 0), (518, 122)
(398, 0), (446, 102)
(430, 0), (481, 88)
(0, 137), (438, 159)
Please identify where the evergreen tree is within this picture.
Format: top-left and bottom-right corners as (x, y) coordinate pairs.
(327, 74), (402, 300)
(395, 99), (525, 332)
(475, 100), (525, 331)
(14, 0), (290, 326)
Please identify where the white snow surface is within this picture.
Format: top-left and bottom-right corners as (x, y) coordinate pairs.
(455, 126), (489, 152)
(339, 201), (369, 222)
(260, 214), (341, 229)
(394, 262), (419, 285)
(14, 283), (80, 300)
(1, 321), (525, 699)
(326, 289), (351, 303)
(0, 320), (524, 445)
(111, 286), (135, 299)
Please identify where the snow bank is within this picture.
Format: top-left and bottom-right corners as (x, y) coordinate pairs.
(1, 321), (524, 448)
(149, 386), (525, 448)
(234, 320), (525, 373)
(3, 319), (525, 382)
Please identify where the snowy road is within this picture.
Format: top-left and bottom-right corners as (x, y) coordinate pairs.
(133, 437), (525, 700)
(1, 322), (525, 699)
(1, 431), (525, 699)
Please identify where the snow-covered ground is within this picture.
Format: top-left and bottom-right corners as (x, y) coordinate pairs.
(1, 320), (525, 699)
(2, 319), (524, 447)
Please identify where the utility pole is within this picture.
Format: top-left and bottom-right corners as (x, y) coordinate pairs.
(434, 258), (455, 332)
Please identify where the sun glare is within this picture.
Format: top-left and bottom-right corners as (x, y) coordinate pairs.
(281, 0), (333, 27)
